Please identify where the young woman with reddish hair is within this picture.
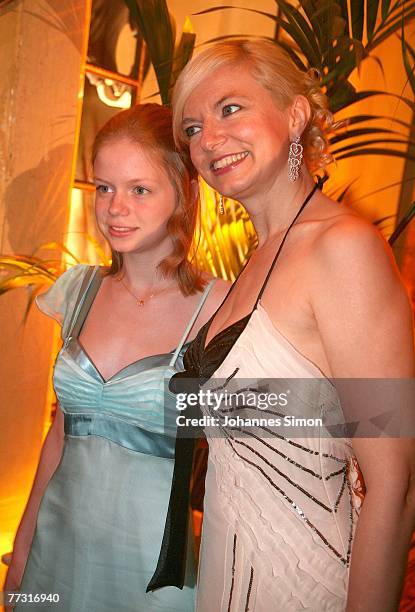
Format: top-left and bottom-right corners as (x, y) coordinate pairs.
(5, 103), (228, 611)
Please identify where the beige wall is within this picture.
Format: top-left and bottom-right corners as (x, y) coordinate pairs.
(0, 0), (89, 587)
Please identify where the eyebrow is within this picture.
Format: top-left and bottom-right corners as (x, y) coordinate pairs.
(182, 93), (248, 126)
(93, 177), (154, 184)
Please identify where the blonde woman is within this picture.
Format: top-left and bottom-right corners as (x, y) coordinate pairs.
(158, 39), (415, 611)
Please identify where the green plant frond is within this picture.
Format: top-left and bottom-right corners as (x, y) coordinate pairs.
(349, 0), (365, 42)
(297, 1), (325, 46)
(274, 40), (309, 71)
(171, 29), (196, 85)
(303, 1), (349, 57)
(366, 0), (380, 41)
(274, 0), (321, 67)
(381, 0), (392, 21)
(124, 0), (175, 104)
(327, 80), (357, 113)
(194, 6), (275, 20)
(322, 39), (368, 86)
(369, 3), (415, 50)
(196, 5), (317, 68)
(379, 0), (415, 24)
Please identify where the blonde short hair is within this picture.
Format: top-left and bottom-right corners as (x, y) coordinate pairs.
(172, 39), (333, 171)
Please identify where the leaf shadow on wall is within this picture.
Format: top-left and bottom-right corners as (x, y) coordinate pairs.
(4, 144), (73, 254)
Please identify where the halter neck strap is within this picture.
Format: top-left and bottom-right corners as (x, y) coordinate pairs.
(253, 177), (323, 309)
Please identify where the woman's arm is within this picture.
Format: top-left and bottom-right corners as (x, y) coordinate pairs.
(310, 217), (415, 612)
(4, 406), (64, 594)
(346, 438), (415, 611)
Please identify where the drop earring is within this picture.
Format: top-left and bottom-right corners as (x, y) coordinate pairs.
(219, 194), (225, 215)
(288, 135), (303, 182)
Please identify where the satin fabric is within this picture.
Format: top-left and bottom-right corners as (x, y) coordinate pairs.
(18, 265), (211, 612)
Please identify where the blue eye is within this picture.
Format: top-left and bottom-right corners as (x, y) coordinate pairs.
(223, 104), (240, 116)
(184, 125), (201, 138)
(133, 186), (149, 195)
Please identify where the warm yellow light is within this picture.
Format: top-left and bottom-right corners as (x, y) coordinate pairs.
(194, 178), (256, 281)
(183, 16), (194, 34)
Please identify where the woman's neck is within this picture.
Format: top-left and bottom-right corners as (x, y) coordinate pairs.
(241, 172), (315, 247)
(119, 246), (175, 291)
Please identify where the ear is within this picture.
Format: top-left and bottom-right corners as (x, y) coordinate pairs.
(190, 178), (199, 204)
(288, 95), (311, 139)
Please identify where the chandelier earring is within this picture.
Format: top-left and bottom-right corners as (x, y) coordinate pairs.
(288, 135), (304, 182)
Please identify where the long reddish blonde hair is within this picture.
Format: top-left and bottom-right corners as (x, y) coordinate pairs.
(92, 103), (204, 295)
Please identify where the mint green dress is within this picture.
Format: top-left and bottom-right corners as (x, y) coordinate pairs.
(18, 265), (211, 611)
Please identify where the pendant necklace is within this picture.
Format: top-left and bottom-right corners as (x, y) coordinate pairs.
(119, 277), (176, 307)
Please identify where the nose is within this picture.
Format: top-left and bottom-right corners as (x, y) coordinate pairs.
(108, 191), (128, 216)
(200, 117), (226, 152)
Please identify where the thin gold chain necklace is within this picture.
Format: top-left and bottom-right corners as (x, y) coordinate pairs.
(119, 277), (176, 307)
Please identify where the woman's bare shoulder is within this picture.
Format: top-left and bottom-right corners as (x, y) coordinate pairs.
(307, 193), (394, 270)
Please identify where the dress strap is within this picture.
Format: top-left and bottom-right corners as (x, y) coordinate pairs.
(253, 177), (323, 309)
(65, 266), (101, 343)
(169, 279), (216, 367)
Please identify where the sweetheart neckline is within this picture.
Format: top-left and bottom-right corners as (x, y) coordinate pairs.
(66, 337), (188, 384)
(198, 301), (331, 381)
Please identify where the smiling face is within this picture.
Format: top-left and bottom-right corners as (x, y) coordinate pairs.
(182, 63), (292, 202)
(93, 138), (177, 257)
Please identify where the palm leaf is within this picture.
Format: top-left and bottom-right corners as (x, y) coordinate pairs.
(367, 0), (380, 41)
(274, 0), (322, 67)
(171, 18), (196, 84)
(382, 0), (392, 20)
(369, 2), (415, 49)
(123, 0), (175, 104)
(349, 0), (364, 41)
